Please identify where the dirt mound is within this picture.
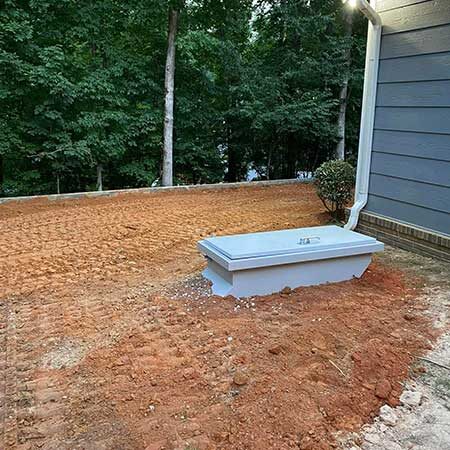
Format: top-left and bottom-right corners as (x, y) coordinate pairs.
(63, 264), (433, 450)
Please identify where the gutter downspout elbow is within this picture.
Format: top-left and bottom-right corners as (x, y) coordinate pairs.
(358, 0), (382, 27)
(345, 3), (382, 230)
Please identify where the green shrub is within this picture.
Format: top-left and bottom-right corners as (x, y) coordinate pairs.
(314, 160), (355, 220)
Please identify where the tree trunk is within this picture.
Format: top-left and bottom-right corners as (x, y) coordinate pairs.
(286, 134), (297, 178)
(162, 9), (179, 187)
(96, 164), (103, 191)
(56, 173), (61, 194)
(267, 147), (272, 180)
(225, 123), (238, 182)
(226, 147), (238, 182)
(0, 154), (3, 188)
(335, 10), (353, 160)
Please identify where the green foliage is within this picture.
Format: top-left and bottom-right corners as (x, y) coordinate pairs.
(314, 159), (355, 219)
(0, 0), (367, 196)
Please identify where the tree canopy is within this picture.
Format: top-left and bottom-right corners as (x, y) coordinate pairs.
(0, 0), (367, 196)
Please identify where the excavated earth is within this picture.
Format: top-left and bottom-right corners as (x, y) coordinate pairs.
(0, 183), (441, 450)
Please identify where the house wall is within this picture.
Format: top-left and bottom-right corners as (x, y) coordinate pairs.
(364, 0), (450, 236)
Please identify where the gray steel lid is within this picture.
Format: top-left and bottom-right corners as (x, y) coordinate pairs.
(204, 225), (377, 260)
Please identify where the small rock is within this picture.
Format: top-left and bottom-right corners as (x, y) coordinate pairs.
(184, 420), (201, 435)
(399, 390), (422, 407)
(414, 365), (427, 374)
(280, 286), (292, 295)
(364, 433), (381, 445)
(403, 313), (415, 321)
(233, 371), (249, 386)
(375, 379), (392, 400)
(384, 442), (403, 450)
(390, 331), (402, 339)
(182, 436), (211, 450)
(268, 344), (283, 355)
(379, 404), (398, 426)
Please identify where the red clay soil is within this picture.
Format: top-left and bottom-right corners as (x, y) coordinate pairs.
(0, 184), (326, 298)
(0, 184), (435, 450)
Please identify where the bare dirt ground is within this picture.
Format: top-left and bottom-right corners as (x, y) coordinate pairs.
(0, 184), (446, 450)
(0, 184), (326, 298)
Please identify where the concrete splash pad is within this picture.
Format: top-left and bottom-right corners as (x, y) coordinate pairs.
(198, 225), (384, 297)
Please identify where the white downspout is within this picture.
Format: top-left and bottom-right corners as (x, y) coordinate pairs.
(345, 0), (382, 230)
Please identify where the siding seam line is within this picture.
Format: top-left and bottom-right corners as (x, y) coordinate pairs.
(374, 129), (450, 138)
(381, 20), (450, 37)
(376, 105), (450, 109)
(378, 79), (450, 85)
(368, 193), (450, 215)
(380, 49), (450, 62)
(372, 150), (450, 163)
(376, 0), (431, 14)
(374, 127), (450, 137)
(370, 170), (450, 189)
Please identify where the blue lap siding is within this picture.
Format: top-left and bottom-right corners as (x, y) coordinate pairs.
(365, 0), (450, 236)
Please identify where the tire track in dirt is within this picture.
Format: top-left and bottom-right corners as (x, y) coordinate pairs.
(2, 287), (157, 449)
(1, 301), (18, 448)
(0, 301), (8, 449)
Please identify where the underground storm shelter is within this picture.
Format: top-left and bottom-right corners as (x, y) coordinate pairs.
(198, 225), (384, 297)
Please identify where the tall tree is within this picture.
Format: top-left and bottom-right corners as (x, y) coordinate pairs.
(162, 8), (179, 186)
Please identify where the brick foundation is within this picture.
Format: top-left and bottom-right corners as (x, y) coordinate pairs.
(354, 210), (450, 262)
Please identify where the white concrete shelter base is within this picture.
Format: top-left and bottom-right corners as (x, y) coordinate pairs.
(203, 254), (372, 297)
(198, 226), (384, 298)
